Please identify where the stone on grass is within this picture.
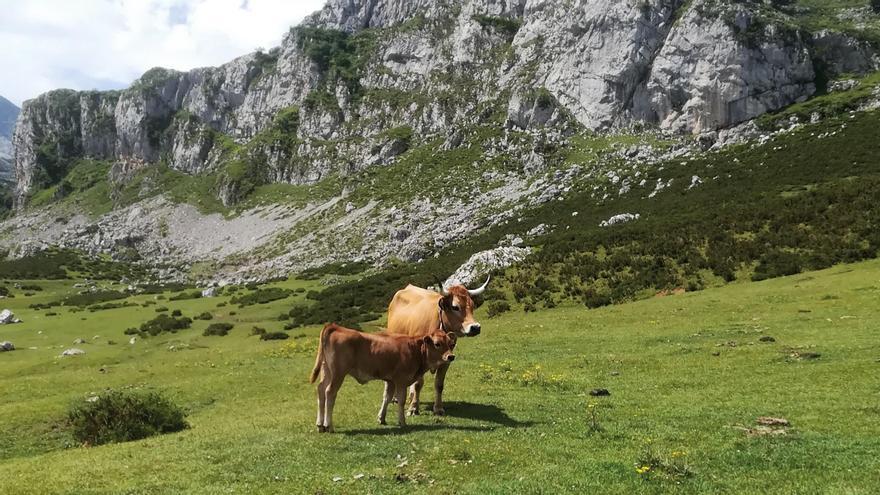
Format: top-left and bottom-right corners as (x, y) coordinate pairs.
(0, 309), (18, 324)
(589, 388), (611, 397)
(61, 348), (86, 357)
(0, 341), (14, 352)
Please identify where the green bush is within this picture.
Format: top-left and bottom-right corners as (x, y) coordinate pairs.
(155, 306), (169, 312)
(486, 300), (511, 318)
(260, 331), (289, 341)
(169, 291), (201, 301)
(203, 323), (234, 336)
(138, 314), (192, 336)
(67, 390), (187, 446)
(171, 309), (183, 317)
(194, 312), (213, 320)
(251, 326), (267, 336)
(230, 287), (292, 307)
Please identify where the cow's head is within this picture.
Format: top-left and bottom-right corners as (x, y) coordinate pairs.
(437, 276), (489, 338)
(424, 331), (457, 370)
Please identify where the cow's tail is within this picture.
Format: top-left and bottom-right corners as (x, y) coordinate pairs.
(310, 323), (333, 383)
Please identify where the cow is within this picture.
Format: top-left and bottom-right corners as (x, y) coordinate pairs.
(385, 276), (489, 416)
(310, 323), (456, 432)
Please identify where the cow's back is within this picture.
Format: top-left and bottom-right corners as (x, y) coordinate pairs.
(387, 284), (441, 337)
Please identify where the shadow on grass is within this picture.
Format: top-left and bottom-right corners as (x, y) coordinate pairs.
(440, 401), (533, 428)
(341, 402), (534, 435)
(342, 423), (494, 436)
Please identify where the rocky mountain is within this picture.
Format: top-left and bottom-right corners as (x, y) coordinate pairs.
(0, 95), (19, 184)
(3, 0), (880, 281)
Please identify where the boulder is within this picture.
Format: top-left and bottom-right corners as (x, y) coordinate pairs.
(61, 348), (86, 356)
(0, 341), (14, 352)
(0, 309), (17, 324)
(600, 213), (640, 228)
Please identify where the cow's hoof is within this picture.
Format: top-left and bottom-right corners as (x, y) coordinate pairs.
(378, 418), (387, 425)
(407, 407), (420, 416)
(433, 407), (446, 416)
(317, 425), (326, 433)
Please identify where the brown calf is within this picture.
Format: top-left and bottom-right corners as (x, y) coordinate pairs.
(310, 323), (456, 432)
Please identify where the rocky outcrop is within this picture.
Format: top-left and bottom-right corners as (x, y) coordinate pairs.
(12, 0), (849, 209)
(0, 95), (19, 184)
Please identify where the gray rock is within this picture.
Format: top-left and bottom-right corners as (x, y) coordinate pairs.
(0, 341), (14, 352)
(0, 309), (17, 324)
(446, 246), (531, 287)
(61, 348), (86, 356)
(600, 213), (640, 228)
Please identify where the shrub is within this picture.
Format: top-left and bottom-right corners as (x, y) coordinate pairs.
(67, 390), (187, 446)
(20, 284), (43, 291)
(260, 331), (289, 341)
(873, 0), (880, 14)
(203, 323), (234, 336)
(194, 312), (213, 320)
(251, 326), (267, 336)
(155, 306), (169, 312)
(169, 290), (202, 301)
(171, 309), (182, 317)
(486, 300), (511, 318)
(139, 314), (192, 336)
(230, 287), (292, 307)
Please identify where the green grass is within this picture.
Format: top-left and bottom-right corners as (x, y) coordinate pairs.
(1, 259), (879, 493)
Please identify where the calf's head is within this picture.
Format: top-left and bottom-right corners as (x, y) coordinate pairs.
(438, 276), (489, 338)
(424, 331), (457, 370)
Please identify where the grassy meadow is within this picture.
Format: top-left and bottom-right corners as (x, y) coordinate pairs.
(1, 259), (879, 494)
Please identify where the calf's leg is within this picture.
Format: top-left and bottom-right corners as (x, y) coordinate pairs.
(407, 377), (424, 416)
(378, 381), (394, 425)
(395, 383), (408, 427)
(323, 374), (344, 433)
(316, 371), (328, 432)
(433, 363), (450, 416)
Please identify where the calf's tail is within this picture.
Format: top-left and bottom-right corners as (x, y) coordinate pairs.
(310, 323), (333, 383)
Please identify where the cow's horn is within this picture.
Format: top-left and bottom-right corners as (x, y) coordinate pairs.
(467, 275), (490, 297)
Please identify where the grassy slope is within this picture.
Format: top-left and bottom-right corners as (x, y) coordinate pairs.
(1, 259), (879, 494)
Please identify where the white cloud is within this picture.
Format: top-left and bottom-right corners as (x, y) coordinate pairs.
(0, 0), (327, 106)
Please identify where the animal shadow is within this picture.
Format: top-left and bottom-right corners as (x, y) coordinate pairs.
(435, 401), (533, 428)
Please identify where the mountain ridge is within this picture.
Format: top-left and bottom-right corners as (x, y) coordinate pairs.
(2, 0), (880, 282)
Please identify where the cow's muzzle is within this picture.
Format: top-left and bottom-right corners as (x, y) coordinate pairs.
(446, 354), (456, 362)
(463, 323), (481, 337)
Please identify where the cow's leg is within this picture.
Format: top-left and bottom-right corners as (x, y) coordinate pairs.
(407, 377), (424, 416)
(316, 371), (328, 432)
(323, 374), (344, 433)
(433, 363), (451, 416)
(378, 381), (394, 425)
(395, 383), (408, 427)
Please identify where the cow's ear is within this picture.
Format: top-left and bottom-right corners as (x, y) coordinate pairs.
(438, 295), (451, 310)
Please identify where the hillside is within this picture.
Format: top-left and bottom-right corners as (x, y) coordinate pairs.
(0, 257), (878, 493)
(0, 94), (18, 186)
(3, 0), (880, 283)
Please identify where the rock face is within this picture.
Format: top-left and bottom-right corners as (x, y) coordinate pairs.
(0, 95), (19, 184)
(11, 0), (857, 208)
(446, 246), (531, 287)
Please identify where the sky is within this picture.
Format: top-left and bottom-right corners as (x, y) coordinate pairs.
(0, 0), (327, 106)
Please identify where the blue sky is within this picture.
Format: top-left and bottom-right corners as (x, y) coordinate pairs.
(0, 0), (326, 106)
